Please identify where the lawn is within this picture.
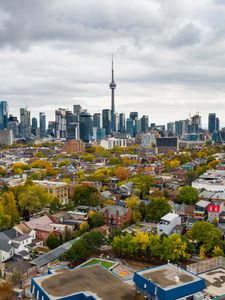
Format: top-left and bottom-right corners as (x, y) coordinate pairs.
(82, 258), (115, 269)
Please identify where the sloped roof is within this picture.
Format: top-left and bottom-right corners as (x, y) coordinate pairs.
(100, 205), (129, 217)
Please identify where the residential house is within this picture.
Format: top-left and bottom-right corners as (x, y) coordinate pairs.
(0, 228), (34, 263)
(173, 203), (194, 223)
(100, 205), (132, 227)
(157, 213), (181, 236)
(194, 200), (209, 219)
(207, 203), (225, 222)
(25, 215), (65, 242)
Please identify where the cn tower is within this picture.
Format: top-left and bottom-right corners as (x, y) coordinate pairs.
(109, 55), (116, 113)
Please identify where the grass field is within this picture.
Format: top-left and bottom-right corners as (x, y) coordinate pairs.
(81, 258), (115, 269)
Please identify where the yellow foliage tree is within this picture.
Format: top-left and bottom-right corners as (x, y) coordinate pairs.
(80, 221), (89, 232)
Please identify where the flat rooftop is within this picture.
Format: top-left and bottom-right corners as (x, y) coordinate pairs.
(34, 265), (143, 300)
(138, 264), (200, 290)
(200, 268), (225, 297)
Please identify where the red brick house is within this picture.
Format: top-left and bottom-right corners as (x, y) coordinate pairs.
(100, 205), (132, 227)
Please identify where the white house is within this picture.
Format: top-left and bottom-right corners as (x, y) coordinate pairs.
(0, 228), (34, 263)
(157, 213), (181, 236)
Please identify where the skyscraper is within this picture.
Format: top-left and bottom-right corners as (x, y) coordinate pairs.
(102, 109), (112, 136)
(141, 115), (149, 133)
(119, 113), (126, 133)
(0, 101), (8, 130)
(93, 113), (101, 128)
(19, 107), (31, 138)
(39, 112), (46, 138)
(31, 117), (38, 136)
(79, 112), (93, 142)
(208, 113), (216, 134)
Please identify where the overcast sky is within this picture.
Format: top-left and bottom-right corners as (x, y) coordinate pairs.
(0, 0), (225, 128)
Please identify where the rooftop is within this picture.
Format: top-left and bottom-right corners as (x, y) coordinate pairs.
(33, 264), (141, 300)
(137, 264), (201, 290)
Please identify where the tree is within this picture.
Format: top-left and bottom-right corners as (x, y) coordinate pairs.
(212, 245), (224, 257)
(46, 233), (62, 249)
(50, 197), (61, 213)
(18, 184), (54, 218)
(185, 170), (198, 185)
(65, 231), (105, 263)
(176, 186), (199, 205)
(125, 195), (139, 210)
(1, 191), (20, 227)
(89, 168), (112, 183)
(82, 231), (105, 252)
(0, 202), (10, 229)
(65, 238), (89, 262)
(161, 234), (189, 262)
(88, 212), (105, 228)
(146, 197), (172, 222)
(114, 167), (130, 181)
(73, 184), (100, 206)
(188, 221), (223, 253)
(132, 209), (142, 224)
(0, 166), (6, 176)
(80, 221), (89, 232)
(131, 175), (154, 198)
(0, 282), (14, 300)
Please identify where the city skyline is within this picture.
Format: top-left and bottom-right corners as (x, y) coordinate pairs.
(0, 0), (225, 127)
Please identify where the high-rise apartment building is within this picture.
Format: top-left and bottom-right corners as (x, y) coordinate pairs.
(31, 117), (38, 136)
(93, 113), (101, 128)
(102, 109), (112, 136)
(208, 113), (216, 134)
(79, 112), (93, 142)
(39, 112), (46, 138)
(55, 108), (67, 139)
(119, 113), (126, 133)
(7, 115), (19, 138)
(19, 107), (31, 138)
(0, 101), (8, 130)
(141, 115), (149, 133)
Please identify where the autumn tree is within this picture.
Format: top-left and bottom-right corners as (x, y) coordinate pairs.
(125, 195), (139, 210)
(161, 234), (189, 262)
(1, 191), (20, 227)
(114, 167), (130, 181)
(0, 282), (14, 300)
(80, 221), (89, 232)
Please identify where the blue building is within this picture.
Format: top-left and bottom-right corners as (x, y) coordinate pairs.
(134, 264), (205, 300)
(0, 100), (8, 130)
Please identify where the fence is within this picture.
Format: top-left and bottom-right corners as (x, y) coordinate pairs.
(187, 256), (225, 274)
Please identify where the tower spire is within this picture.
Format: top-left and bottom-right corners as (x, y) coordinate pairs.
(109, 54), (116, 113)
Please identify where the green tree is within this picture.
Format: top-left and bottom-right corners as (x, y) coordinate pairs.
(176, 186), (199, 205)
(0, 166), (6, 176)
(88, 212), (105, 228)
(0, 202), (10, 229)
(46, 233), (62, 249)
(73, 184), (100, 206)
(82, 231), (105, 252)
(131, 175), (154, 198)
(132, 209), (142, 223)
(50, 197), (62, 213)
(18, 184), (54, 217)
(188, 221), (223, 253)
(65, 238), (89, 262)
(185, 170), (198, 185)
(146, 197), (172, 222)
(212, 245), (224, 257)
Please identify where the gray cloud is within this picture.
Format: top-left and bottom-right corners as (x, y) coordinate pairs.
(0, 0), (224, 127)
